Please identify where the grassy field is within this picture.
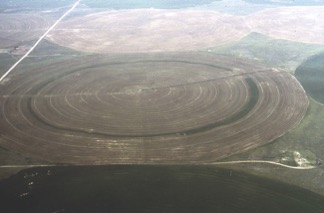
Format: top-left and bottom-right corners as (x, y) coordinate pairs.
(295, 52), (324, 104)
(0, 54), (16, 76)
(0, 39), (84, 77)
(31, 39), (83, 57)
(224, 97), (324, 195)
(208, 32), (324, 72)
(226, 97), (324, 161)
(1, 165), (324, 212)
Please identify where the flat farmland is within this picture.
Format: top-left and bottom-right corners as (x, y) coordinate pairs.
(0, 53), (308, 164)
(46, 7), (324, 53)
(246, 6), (324, 44)
(0, 14), (52, 48)
(47, 9), (250, 53)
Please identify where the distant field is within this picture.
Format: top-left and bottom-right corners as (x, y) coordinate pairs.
(47, 7), (324, 53)
(82, 0), (217, 9)
(209, 32), (324, 71)
(0, 39), (82, 79)
(0, 14), (52, 48)
(246, 6), (324, 45)
(47, 9), (249, 53)
(0, 0), (217, 10)
(0, 0), (75, 9)
(244, 0), (324, 6)
(295, 52), (324, 104)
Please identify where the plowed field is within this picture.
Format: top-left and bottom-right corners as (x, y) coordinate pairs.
(0, 53), (308, 164)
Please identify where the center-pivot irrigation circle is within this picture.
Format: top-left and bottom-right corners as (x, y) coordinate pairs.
(0, 53), (308, 164)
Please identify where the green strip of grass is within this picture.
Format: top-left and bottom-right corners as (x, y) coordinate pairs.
(208, 32), (324, 71)
(1, 165), (324, 212)
(295, 52), (324, 104)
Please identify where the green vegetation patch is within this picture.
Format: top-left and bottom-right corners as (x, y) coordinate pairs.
(1, 165), (324, 212)
(31, 39), (84, 57)
(208, 32), (324, 71)
(227, 98), (324, 164)
(224, 98), (324, 195)
(0, 54), (16, 76)
(295, 52), (324, 104)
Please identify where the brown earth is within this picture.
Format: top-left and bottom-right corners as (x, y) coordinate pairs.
(47, 9), (250, 53)
(0, 14), (52, 48)
(247, 6), (324, 44)
(0, 53), (308, 164)
(46, 7), (324, 53)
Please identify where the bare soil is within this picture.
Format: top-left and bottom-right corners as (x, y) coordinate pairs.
(0, 53), (308, 164)
(47, 7), (324, 53)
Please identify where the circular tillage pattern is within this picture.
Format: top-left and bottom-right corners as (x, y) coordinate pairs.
(0, 53), (308, 164)
(247, 7), (324, 45)
(47, 7), (324, 53)
(47, 9), (249, 53)
(0, 14), (51, 48)
(30, 63), (247, 136)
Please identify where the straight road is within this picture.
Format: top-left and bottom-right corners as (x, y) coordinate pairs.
(0, 0), (81, 83)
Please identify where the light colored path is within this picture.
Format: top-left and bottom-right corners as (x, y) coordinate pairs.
(0, 161), (316, 170)
(0, 165), (55, 168)
(0, 0), (81, 83)
(310, 96), (324, 107)
(208, 160), (315, 170)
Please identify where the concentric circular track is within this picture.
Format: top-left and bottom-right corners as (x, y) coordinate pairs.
(0, 53), (308, 164)
(47, 9), (249, 53)
(0, 14), (51, 48)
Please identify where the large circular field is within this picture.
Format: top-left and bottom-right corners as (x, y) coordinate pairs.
(0, 14), (52, 48)
(0, 53), (308, 164)
(46, 7), (324, 53)
(47, 9), (249, 53)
